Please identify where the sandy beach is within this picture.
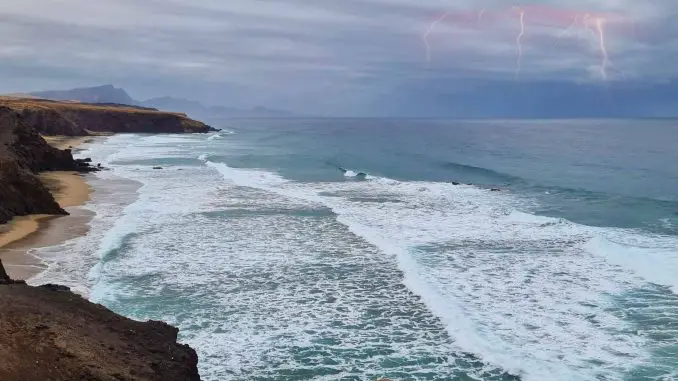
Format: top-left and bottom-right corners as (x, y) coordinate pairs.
(0, 136), (95, 280)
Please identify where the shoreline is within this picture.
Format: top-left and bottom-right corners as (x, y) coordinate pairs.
(0, 136), (97, 280)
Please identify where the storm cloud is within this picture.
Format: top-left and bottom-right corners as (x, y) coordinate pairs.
(1, 0), (677, 115)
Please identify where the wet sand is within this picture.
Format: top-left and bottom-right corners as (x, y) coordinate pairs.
(0, 137), (97, 280)
(41, 135), (93, 150)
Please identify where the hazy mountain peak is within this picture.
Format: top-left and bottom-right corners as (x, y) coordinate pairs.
(30, 85), (137, 106)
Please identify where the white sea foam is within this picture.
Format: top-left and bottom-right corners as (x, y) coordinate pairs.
(203, 161), (289, 189)
(343, 169), (373, 180)
(28, 135), (145, 294)
(660, 217), (675, 229)
(586, 234), (678, 294)
(203, 157), (678, 380)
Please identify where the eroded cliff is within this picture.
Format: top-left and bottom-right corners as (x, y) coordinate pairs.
(0, 107), (96, 224)
(0, 264), (200, 381)
(0, 97), (216, 135)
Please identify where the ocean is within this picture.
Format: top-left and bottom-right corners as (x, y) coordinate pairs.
(29, 119), (678, 381)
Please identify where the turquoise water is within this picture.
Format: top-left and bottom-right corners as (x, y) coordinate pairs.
(31, 119), (678, 380)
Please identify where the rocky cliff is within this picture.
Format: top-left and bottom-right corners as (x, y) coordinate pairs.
(58, 106), (213, 134)
(0, 261), (200, 381)
(0, 97), (216, 135)
(0, 107), (97, 224)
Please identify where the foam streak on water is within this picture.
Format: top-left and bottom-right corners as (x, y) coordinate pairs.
(202, 158), (678, 381)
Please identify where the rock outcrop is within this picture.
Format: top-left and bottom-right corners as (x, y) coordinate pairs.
(0, 260), (200, 381)
(0, 259), (11, 284)
(0, 107), (97, 224)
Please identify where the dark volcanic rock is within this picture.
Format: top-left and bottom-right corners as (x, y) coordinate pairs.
(0, 155), (66, 224)
(38, 283), (72, 292)
(0, 259), (10, 283)
(0, 262), (200, 381)
(0, 260), (25, 285)
(0, 107), (98, 224)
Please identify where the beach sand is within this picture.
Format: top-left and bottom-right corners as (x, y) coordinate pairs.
(42, 135), (94, 150)
(0, 137), (96, 280)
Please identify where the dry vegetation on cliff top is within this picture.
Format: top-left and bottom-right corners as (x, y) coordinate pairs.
(0, 96), (180, 115)
(0, 96), (214, 135)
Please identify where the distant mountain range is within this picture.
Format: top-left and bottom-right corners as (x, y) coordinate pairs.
(142, 96), (296, 119)
(30, 85), (138, 106)
(24, 85), (296, 119)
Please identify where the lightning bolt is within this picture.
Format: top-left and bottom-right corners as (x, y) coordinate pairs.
(477, 8), (486, 28)
(515, 7), (526, 79)
(555, 15), (580, 44)
(423, 12), (451, 67)
(582, 13), (597, 39)
(595, 18), (609, 80)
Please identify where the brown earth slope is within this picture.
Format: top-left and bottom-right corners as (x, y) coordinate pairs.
(0, 262), (200, 381)
(0, 97), (216, 135)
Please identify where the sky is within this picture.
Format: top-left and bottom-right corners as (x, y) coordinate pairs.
(1, 0), (677, 116)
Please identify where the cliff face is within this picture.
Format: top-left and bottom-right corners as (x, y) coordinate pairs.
(59, 107), (214, 134)
(16, 107), (87, 136)
(0, 97), (216, 135)
(0, 275), (200, 381)
(0, 107), (96, 224)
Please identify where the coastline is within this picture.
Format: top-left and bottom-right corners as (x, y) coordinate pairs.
(0, 98), (211, 380)
(0, 136), (96, 280)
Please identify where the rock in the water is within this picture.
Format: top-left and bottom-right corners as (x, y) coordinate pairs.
(153, 166), (163, 170)
(39, 283), (71, 292)
(490, 188), (501, 192)
(452, 181), (460, 185)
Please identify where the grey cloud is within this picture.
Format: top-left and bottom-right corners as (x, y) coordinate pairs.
(1, 0), (678, 114)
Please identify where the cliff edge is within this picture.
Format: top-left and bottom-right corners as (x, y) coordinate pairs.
(0, 97), (216, 135)
(0, 260), (200, 381)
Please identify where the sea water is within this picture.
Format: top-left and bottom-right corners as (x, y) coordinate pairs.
(30, 119), (678, 380)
